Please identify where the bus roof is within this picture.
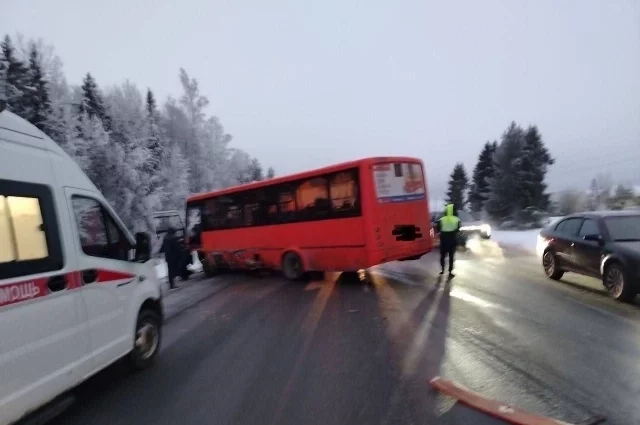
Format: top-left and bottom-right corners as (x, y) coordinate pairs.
(187, 156), (423, 202)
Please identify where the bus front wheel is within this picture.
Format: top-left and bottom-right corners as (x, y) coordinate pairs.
(282, 252), (305, 281)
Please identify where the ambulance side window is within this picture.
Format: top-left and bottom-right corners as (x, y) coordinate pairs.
(0, 179), (63, 280)
(71, 196), (132, 261)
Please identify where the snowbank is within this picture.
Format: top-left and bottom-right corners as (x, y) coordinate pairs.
(490, 216), (563, 254)
(492, 229), (541, 254)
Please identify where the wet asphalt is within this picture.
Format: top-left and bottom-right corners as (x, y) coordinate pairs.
(46, 239), (640, 425)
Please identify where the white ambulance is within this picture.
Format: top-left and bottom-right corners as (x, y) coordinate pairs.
(0, 103), (163, 425)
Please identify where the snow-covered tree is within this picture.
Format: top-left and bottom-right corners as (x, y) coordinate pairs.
(22, 43), (53, 133)
(160, 143), (190, 210)
(249, 158), (264, 182)
(0, 33), (271, 233)
(79, 73), (111, 131)
(177, 68), (210, 192)
(145, 89), (163, 173)
(0, 35), (28, 115)
(231, 150), (254, 184)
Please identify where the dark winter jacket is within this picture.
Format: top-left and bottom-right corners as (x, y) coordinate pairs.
(160, 229), (181, 268)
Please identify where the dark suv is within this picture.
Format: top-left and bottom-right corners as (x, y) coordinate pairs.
(537, 211), (640, 302)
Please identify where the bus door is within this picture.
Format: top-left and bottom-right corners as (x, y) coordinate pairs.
(152, 211), (185, 247)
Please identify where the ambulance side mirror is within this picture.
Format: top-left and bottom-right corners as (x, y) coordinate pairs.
(135, 232), (151, 263)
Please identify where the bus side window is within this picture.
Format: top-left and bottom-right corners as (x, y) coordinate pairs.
(330, 171), (360, 218)
(244, 191), (263, 227)
(202, 199), (217, 231)
(224, 195), (243, 229)
(296, 177), (329, 221)
(260, 189), (279, 226)
(277, 190), (296, 223)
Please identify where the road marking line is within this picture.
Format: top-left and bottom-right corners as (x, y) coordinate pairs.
(430, 376), (579, 425)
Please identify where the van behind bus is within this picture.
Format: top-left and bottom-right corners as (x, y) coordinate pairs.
(0, 106), (163, 425)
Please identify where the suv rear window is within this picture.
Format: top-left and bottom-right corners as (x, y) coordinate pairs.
(555, 218), (582, 236)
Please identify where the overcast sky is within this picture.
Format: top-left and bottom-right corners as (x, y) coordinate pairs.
(3, 0), (639, 198)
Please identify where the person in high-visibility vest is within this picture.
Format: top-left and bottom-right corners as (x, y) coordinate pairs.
(436, 203), (461, 276)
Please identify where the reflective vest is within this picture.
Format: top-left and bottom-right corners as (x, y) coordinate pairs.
(438, 204), (460, 232)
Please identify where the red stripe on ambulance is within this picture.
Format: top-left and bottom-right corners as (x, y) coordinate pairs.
(0, 275), (61, 308)
(97, 270), (136, 282)
(0, 269), (138, 308)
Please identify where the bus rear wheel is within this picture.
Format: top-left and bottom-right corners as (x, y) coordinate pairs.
(202, 258), (218, 278)
(282, 252), (304, 281)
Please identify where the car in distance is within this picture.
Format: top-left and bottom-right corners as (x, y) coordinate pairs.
(457, 210), (491, 240)
(537, 211), (640, 302)
(431, 210), (491, 247)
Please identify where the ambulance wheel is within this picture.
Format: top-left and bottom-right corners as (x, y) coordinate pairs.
(282, 252), (305, 281)
(128, 309), (161, 371)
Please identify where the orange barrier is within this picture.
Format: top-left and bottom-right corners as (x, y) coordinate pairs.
(429, 377), (583, 425)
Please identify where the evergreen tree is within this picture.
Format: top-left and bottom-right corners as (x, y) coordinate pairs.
(235, 156), (266, 184)
(614, 184), (634, 199)
(145, 89), (163, 172)
(517, 125), (554, 211)
(485, 122), (525, 221)
(0, 35), (28, 115)
(587, 178), (599, 211)
(608, 184), (635, 210)
(468, 141), (497, 214)
(251, 158), (264, 181)
(1, 33), (273, 231)
(445, 162), (468, 211)
(23, 43), (53, 133)
(266, 167), (275, 179)
(79, 73), (111, 131)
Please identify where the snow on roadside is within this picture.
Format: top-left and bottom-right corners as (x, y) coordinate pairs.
(492, 229), (541, 254)
(491, 216), (564, 254)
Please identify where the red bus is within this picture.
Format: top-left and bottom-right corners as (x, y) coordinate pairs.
(185, 156), (433, 280)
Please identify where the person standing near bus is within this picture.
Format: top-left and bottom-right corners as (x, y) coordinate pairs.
(160, 227), (181, 289)
(437, 203), (461, 277)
